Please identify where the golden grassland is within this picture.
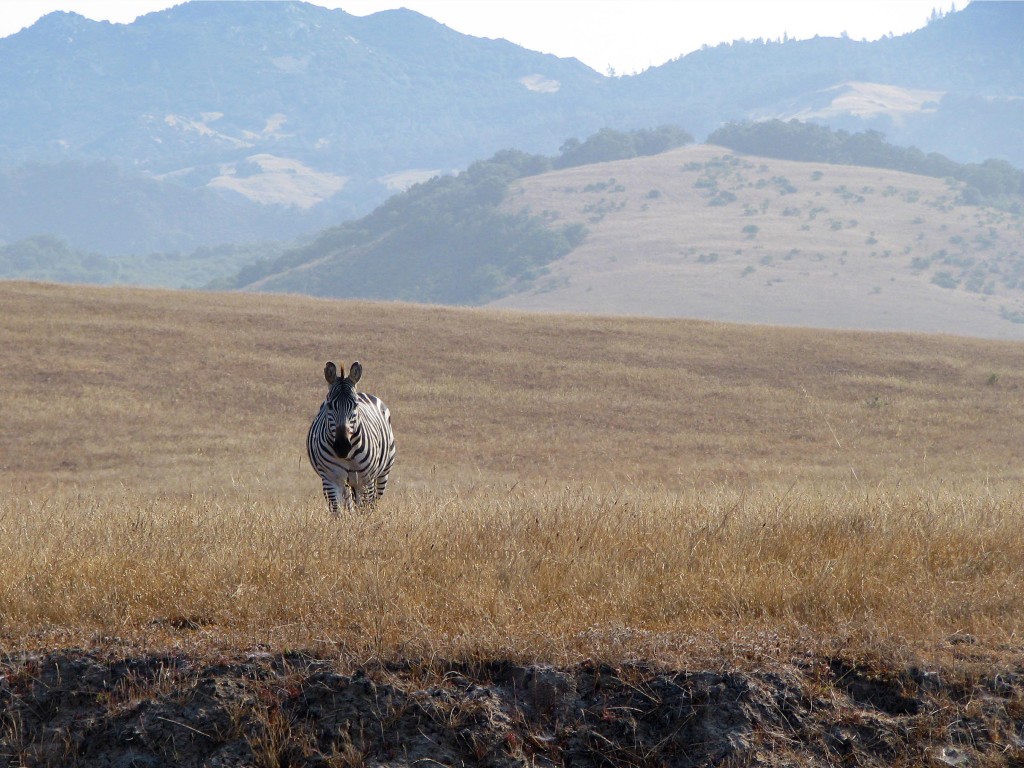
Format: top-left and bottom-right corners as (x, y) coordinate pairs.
(495, 145), (1024, 339)
(2, 279), (1024, 662)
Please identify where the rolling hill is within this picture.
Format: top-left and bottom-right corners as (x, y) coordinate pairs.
(6, 279), (1023, 494)
(0, 0), (1021, 260)
(489, 145), (1024, 338)
(225, 142), (1024, 339)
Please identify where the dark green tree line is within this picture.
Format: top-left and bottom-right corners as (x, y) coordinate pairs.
(707, 120), (1024, 203)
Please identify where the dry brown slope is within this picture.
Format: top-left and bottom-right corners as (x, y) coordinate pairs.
(492, 145), (1024, 339)
(3, 279), (1023, 495)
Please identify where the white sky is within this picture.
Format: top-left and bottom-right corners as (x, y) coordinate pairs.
(0, 0), (965, 75)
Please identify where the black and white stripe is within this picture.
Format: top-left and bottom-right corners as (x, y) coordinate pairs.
(307, 360), (396, 514)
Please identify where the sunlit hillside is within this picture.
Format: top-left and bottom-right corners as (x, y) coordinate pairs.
(493, 145), (1024, 339)
(5, 280), (1024, 498)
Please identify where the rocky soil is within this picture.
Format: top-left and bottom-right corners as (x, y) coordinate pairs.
(2, 645), (1023, 766)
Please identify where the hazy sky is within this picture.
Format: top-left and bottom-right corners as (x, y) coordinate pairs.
(0, 0), (964, 74)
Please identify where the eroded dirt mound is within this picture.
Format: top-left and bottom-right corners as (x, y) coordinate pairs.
(1, 648), (1022, 766)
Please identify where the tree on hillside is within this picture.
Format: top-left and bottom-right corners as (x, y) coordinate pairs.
(708, 119), (1024, 204)
(555, 126), (693, 169)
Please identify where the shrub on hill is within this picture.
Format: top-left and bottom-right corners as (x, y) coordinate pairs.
(708, 120), (1024, 207)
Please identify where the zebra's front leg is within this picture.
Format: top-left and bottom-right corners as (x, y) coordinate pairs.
(373, 473), (390, 502)
(359, 485), (380, 510)
(340, 482), (357, 514)
(321, 479), (342, 515)
(349, 480), (372, 511)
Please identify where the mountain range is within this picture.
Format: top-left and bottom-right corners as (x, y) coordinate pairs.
(0, 0), (1021, 261)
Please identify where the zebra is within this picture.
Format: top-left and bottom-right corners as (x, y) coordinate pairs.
(307, 360), (396, 514)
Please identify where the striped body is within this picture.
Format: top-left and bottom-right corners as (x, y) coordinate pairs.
(307, 361), (395, 514)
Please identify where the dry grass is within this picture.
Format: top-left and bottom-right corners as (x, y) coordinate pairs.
(495, 145), (1024, 339)
(2, 279), (1024, 661)
(1, 485), (1022, 663)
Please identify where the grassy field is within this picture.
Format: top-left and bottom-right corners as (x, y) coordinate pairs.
(494, 145), (1024, 339)
(2, 279), (1024, 662)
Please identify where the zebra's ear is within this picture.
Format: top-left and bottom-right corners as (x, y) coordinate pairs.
(348, 361), (363, 385)
(324, 362), (339, 384)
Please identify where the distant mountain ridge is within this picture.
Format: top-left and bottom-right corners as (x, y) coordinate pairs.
(0, 2), (605, 173)
(0, 0), (1021, 261)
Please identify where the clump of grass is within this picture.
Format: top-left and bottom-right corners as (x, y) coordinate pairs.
(2, 484), (1021, 662)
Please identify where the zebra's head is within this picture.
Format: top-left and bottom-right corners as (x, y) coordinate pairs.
(323, 360), (363, 443)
